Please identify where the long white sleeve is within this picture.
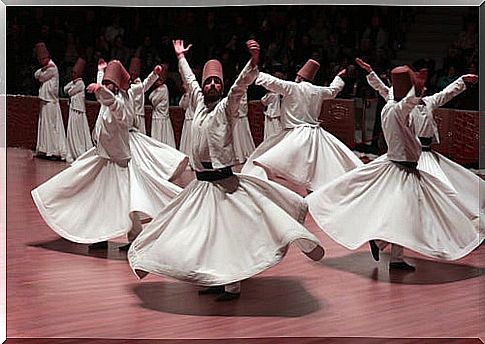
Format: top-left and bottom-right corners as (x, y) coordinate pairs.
(367, 71), (391, 101)
(422, 77), (466, 110)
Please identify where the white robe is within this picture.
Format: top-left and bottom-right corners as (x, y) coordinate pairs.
(232, 93), (255, 163)
(306, 87), (483, 261)
(130, 72), (159, 134)
(128, 57), (321, 286)
(149, 84), (176, 147)
(31, 86), (183, 244)
(34, 60), (68, 158)
(242, 73), (363, 191)
(178, 92), (193, 156)
(260, 91), (283, 140)
(63, 78), (93, 163)
(367, 72), (484, 229)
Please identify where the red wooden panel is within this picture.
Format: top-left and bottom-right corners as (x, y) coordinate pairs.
(320, 99), (356, 148)
(431, 108), (453, 157)
(449, 110), (479, 164)
(7, 95), (41, 150)
(248, 100), (265, 147)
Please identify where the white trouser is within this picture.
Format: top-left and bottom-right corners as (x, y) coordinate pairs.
(375, 240), (404, 263)
(224, 282), (241, 293)
(127, 212), (143, 243)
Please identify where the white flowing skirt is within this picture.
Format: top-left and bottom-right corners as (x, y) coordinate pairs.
(232, 116), (255, 163)
(128, 174), (321, 286)
(151, 117), (176, 148)
(129, 130), (188, 181)
(179, 118), (193, 156)
(306, 156), (483, 260)
(32, 140), (183, 243)
(66, 108), (93, 163)
(36, 101), (67, 158)
(242, 126), (363, 191)
(418, 151), (484, 228)
(264, 116), (283, 141)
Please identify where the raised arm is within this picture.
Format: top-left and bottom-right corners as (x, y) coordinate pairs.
(87, 83), (125, 121)
(226, 40), (260, 117)
(367, 71), (391, 101)
(356, 57), (390, 100)
(423, 74), (477, 110)
(174, 40), (204, 109)
(255, 72), (295, 96)
(140, 65), (164, 92)
(316, 70), (345, 99)
(96, 58), (107, 85)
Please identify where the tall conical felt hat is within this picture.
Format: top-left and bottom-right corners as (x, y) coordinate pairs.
(202, 59), (223, 86)
(72, 57), (86, 77)
(297, 59), (320, 81)
(103, 60), (131, 91)
(391, 66), (413, 100)
(35, 42), (50, 59)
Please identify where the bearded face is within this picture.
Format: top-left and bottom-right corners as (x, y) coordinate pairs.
(202, 76), (223, 103)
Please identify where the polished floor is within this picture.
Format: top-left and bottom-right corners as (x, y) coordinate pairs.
(6, 148), (484, 342)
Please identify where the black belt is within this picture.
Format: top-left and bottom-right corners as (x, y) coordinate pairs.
(421, 146), (432, 151)
(418, 137), (433, 146)
(196, 162), (234, 181)
(391, 160), (418, 169)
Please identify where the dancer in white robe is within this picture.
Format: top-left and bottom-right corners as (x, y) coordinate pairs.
(260, 76), (283, 140)
(241, 59), (362, 192)
(149, 73), (176, 147)
(128, 57), (149, 134)
(128, 39), (324, 301)
(33, 42), (68, 160)
(356, 57), (483, 230)
(64, 57), (93, 163)
(307, 65), (482, 270)
(178, 84), (193, 156)
(92, 61), (189, 251)
(31, 60), (182, 248)
(232, 92), (255, 163)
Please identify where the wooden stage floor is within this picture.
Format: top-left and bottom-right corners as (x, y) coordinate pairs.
(5, 148), (484, 343)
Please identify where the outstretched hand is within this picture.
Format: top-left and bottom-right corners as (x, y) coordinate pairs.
(337, 68), (347, 78)
(173, 40), (192, 59)
(355, 58), (372, 73)
(154, 64), (163, 75)
(86, 83), (102, 94)
(462, 74), (478, 84)
(246, 40), (260, 67)
(98, 58), (107, 72)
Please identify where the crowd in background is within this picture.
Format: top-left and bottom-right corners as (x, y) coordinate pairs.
(6, 6), (479, 108)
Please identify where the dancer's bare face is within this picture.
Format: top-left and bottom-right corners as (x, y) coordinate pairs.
(295, 75), (304, 83)
(71, 70), (80, 80)
(203, 77), (223, 101)
(102, 80), (119, 94)
(38, 56), (50, 67)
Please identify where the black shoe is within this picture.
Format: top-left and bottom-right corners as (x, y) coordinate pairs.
(389, 262), (416, 271)
(303, 245), (325, 261)
(198, 286), (225, 295)
(88, 241), (108, 250)
(369, 240), (380, 261)
(118, 243), (132, 251)
(216, 292), (241, 301)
